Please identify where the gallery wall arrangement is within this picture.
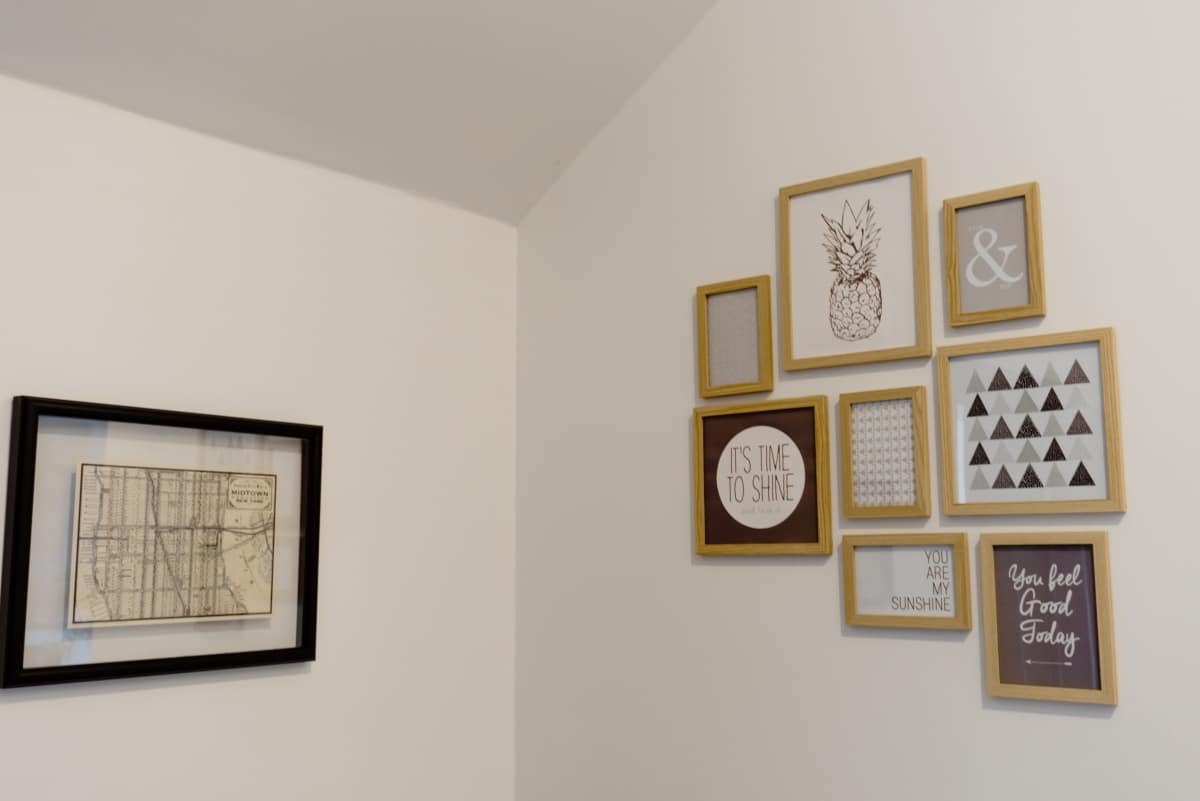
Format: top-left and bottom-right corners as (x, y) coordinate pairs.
(0, 396), (322, 687)
(692, 157), (1124, 706)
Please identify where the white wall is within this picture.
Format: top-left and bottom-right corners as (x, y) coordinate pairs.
(0, 75), (515, 801)
(517, 2), (1200, 799)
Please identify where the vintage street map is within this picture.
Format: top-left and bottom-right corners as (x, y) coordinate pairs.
(68, 464), (277, 627)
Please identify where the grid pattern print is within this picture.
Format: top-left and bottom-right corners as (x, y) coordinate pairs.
(850, 398), (917, 507)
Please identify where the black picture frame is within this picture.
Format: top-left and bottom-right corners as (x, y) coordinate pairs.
(0, 396), (322, 687)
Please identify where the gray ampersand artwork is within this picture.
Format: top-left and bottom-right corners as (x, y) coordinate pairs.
(822, 199), (882, 341)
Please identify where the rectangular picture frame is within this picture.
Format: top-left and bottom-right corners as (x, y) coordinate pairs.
(842, 533), (971, 630)
(778, 158), (932, 371)
(693, 396), (831, 555)
(935, 328), (1125, 515)
(980, 531), (1117, 705)
(0, 396), (323, 687)
(944, 182), (1045, 326)
(696, 275), (773, 398)
(838, 385), (931, 518)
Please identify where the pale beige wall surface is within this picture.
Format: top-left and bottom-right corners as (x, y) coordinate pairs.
(0, 75), (516, 801)
(517, 1), (1200, 799)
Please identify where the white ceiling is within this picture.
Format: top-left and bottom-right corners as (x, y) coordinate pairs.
(0, 0), (716, 222)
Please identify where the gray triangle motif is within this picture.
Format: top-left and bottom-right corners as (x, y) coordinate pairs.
(1042, 414), (1065, 437)
(1041, 363), (1062, 387)
(1015, 391), (1038, 414)
(1068, 440), (1092, 461)
(1066, 387), (1088, 409)
(992, 442), (1016, 464)
(1045, 465), (1068, 487)
(991, 394), (1013, 415)
(968, 420), (989, 441)
(966, 371), (986, 394)
(970, 469), (990, 490)
(1017, 441), (1040, 462)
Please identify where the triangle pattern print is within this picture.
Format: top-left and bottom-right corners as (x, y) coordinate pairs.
(1067, 411), (1093, 435)
(992, 442), (1016, 464)
(991, 394), (1014, 416)
(988, 368), (1012, 391)
(1045, 465), (1068, 487)
(969, 443), (991, 465)
(1043, 438), (1067, 461)
(1066, 387), (1088, 409)
(1017, 441), (1040, 462)
(1016, 415), (1041, 438)
(1069, 440), (1092, 461)
(1041, 388), (1064, 412)
(992, 466), (1016, 489)
(966, 371), (986, 393)
(991, 417), (1014, 439)
(1041, 363), (1062, 387)
(1015, 391), (1038, 414)
(1014, 366), (1038, 389)
(1019, 465), (1044, 488)
(1065, 360), (1090, 384)
(968, 420), (989, 441)
(967, 395), (988, 417)
(1070, 462), (1096, 486)
(971, 469), (990, 490)
(1042, 414), (1065, 437)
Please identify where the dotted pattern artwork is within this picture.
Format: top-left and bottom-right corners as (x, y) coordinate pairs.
(850, 398), (917, 507)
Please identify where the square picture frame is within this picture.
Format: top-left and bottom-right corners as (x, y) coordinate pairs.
(0, 396), (322, 687)
(841, 533), (971, 630)
(944, 182), (1045, 326)
(935, 328), (1125, 515)
(778, 158), (931, 371)
(981, 531), (1117, 705)
(696, 275), (773, 398)
(837, 385), (931, 518)
(693, 396), (831, 555)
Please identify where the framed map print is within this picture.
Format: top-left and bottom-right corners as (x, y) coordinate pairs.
(842, 533), (971, 630)
(0, 396), (322, 687)
(981, 531), (1117, 705)
(936, 328), (1126, 515)
(944, 182), (1046, 326)
(778, 158), (932, 371)
(696, 275), (773, 398)
(693, 396), (831, 555)
(837, 386), (931, 518)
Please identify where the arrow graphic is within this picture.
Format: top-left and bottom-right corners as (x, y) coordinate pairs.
(1025, 659), (1072, 666)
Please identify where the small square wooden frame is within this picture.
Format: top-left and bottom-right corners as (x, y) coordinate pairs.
(693, 396), (832, 556)
(696, 275), (773, 398)
(980, 531), (1117, 705)
(838, 386), (931, 518)
(778, 158), (932, 371)
(935, 327), (1126, 515)
(842, 533), (971, 630)
(943, 182), (1045, 327)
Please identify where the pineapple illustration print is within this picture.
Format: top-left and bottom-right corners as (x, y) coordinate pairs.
(821, 199), (882, 341)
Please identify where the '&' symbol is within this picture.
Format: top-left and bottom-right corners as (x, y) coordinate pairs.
(965, 227), (1023, 288)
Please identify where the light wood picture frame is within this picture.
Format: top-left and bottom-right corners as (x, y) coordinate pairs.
(696, 275), (773, 398)
(838, 386), (931, 518)
(693, 396), (831, 555)
(944, 182), (1045, 326)
(778, 158), (931, 372)
(981, 531), (1117, 705)
(842, 533), (971, 630)
(936, 328), (1125, 516)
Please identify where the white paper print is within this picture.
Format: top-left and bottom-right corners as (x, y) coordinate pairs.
(854, 545), (956, 618)
(787, 171), (917, 359)
(950, 342), (1108, 503)
(849, 399), (917, 507)
(716, 425), (804, 528)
